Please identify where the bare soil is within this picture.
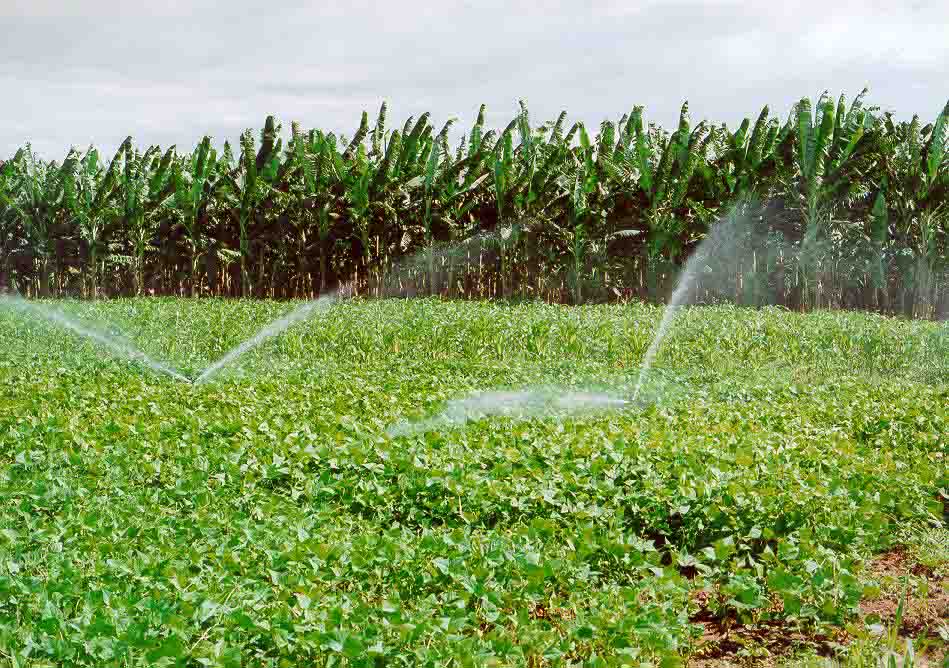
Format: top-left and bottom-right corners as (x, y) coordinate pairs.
(686, 547), (948, 667)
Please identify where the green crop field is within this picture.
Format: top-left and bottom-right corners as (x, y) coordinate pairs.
(0, 299), (946, 667)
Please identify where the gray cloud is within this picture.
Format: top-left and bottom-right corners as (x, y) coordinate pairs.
(3, 0), (947, 158)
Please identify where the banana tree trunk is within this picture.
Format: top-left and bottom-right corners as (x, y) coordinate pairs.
(189, 243), (200, 298)
(239, 218), (251, 298)
(913, 259), (933, 320)
(571, 234), (584, 305)
(447, 236), (462, 299)
(88, 243), (98, 299)
(135, 249), (146, 297)
(294, 235), (307, 299)
(500, 244), (508, 299)
(359, 227), (372, 295)
(318, 241), (327, 295)
(935, 279), (948, 320)
(573, 258), (582, 305)
(38, 256), (51, 298)
(427, 243), (436, 296)
(256, 254), (267, 298)
(645, 253), (661, 304)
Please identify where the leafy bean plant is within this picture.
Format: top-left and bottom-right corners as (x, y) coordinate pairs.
(0, 299), (945, 667)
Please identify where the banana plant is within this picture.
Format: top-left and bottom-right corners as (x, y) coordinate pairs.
(172, 136), (217, 296)
(546, 121), (618, 303)
(115, 139), (176, 296)
(417, 133), (442, 293)
(340, 141), (375, 291)
(398, 113), (433, 178)
(868, 188), (889, 306)
(1, 146), (70, 297)
(0, 98), (944, 308)
(309, 130), (345, 293)
(236, 130), (261, 297)
(370, 102), (388, 160)
(512, 104), (581, 296)
(878, 100), (949, 317)
(0, 155), (24, 291)
(273, 122), (315, 296)
(433, 162), (489, 297)
(338, 108), (418, 292)
(217, 118), (281, 297)
(391, 113), (493, 296)
(621, 103), (712, 249)
(555, 169), (592, 304)
(493, 129), (517, 297)
(484, 107), (542, 297)
(615, 103), (713, 298)
(792, 90), (876, 244)
(716, 106), (781, 199)
(62, 145), (122, 298)
(343, 111), (370, 162)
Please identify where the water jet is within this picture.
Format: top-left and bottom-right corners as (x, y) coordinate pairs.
(0, 293), (189, 382)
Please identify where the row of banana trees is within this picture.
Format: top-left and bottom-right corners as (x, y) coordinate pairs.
(1, 91), (947, 318)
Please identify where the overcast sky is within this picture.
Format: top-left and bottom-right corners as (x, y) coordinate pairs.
(3, 0), (948, 159)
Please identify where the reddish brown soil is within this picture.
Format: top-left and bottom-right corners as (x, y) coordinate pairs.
(686, 547), (948, 667)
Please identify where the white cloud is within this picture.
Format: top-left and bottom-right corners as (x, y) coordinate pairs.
(2, 0), (946, 158)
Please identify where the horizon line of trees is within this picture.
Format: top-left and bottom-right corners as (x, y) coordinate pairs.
(1, 90), (947, 319)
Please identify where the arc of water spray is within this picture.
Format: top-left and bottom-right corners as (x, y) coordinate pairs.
(193, 285), (351, 385)
(196, 233), (506, 384)
(3, 226), (612, 387)
(193, 234), (500, 384)
(631, 281), (697, 401)
(632, 207), (749, 401)
(0, 294), (190, 382)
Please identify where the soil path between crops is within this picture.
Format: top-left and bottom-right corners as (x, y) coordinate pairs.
(686, 546), (949, 667)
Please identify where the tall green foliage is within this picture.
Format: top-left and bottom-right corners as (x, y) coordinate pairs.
(172, 136), (217, 296)
(878, 100), (949, 317)
(62, 146), (121, 297)
(0, 94), (946, 317)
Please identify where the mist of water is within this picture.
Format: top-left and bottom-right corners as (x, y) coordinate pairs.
(387, 388), (629, 437)
(0, 294), (189, 382)
(375, 232), (500, 298)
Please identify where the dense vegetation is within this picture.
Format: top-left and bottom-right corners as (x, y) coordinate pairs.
(1, 92), (947, 317)
(0, 299), (945, 666)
